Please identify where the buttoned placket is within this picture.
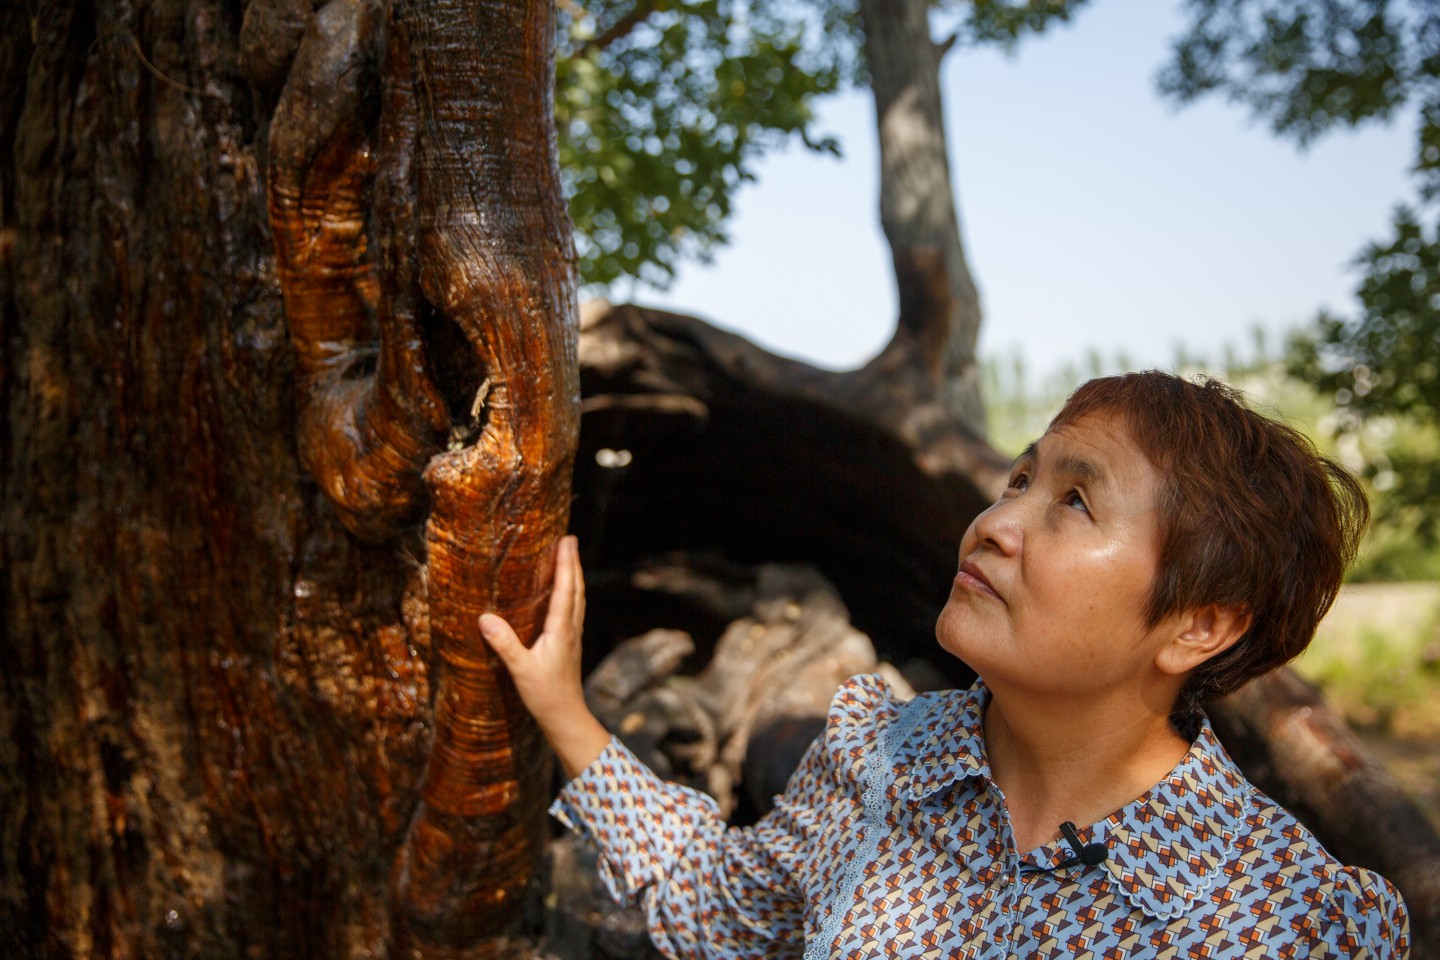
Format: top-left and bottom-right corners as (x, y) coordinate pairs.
(975, 773), (1119, 958)
(993, 862), (1026, 954)
(973, 776), (1026, 957)
(1011, 842), (1085, 958)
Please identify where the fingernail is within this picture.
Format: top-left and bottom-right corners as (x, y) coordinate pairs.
(479, 614), (499, 637)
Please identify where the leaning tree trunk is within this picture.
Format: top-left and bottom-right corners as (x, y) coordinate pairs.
(1, 0), (576, 956)
(678, 0), (1010, 503)
(856, 0), (987, 435)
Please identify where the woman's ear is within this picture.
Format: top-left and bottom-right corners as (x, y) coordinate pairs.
(1155, 604), (1253, 677)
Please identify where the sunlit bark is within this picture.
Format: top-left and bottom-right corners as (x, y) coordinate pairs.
(3, 0), (576, 955)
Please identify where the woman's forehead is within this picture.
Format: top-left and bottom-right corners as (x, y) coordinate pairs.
(1030, 412), (1162, 491)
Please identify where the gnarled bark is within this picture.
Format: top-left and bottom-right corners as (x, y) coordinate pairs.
(265, 0), (577, 953)
(4, 0), (575, 955)
(267, 0), (448, 544)
(386, 0), (577, 953)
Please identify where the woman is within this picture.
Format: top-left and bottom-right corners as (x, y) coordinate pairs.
(481, 372), (1410, 958)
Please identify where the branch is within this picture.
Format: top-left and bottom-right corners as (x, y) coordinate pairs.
(577, 0), (666, 56)
(385, 0), (579, 953)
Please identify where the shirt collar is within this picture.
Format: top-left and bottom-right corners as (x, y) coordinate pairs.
(890, 681), (1251, 920)
(893, 682), (991, 801)
(1097, 721), (1250, 918)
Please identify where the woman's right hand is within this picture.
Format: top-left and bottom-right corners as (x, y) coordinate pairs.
(480, 535), (611, 779)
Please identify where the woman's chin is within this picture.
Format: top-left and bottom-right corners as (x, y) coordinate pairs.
(934, 604), (995, 665)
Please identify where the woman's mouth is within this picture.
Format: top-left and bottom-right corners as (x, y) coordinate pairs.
(956, 560), (1000, 600)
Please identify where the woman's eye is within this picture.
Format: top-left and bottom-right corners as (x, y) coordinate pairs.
(1007, 471), (1029, 492)
(1065, 490), (1089, 513)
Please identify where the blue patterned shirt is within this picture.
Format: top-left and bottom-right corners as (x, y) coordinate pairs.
(552, 674), (1409, 958)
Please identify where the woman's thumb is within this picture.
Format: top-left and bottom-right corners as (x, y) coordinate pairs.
(479, 613), (520, 664)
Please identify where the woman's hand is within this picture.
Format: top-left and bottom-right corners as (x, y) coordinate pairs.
(480, 535), (611, 779)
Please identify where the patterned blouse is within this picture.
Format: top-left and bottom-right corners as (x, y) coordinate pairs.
(551, 674), (1409, 959)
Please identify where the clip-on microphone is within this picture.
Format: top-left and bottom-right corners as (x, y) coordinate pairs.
(1057, 820), (1108, 868)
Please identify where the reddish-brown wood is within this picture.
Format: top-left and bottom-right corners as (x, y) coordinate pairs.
(4, 0), (575, 955)
(268, 0), (447, 543)
(265, 0), (580, 951)
(388, 1), (578, 950)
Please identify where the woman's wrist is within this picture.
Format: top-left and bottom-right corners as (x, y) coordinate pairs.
(541, 709), (612, 781)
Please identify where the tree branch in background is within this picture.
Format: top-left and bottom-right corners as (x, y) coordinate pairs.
(858, 0), (987, 433)
(577, 0), (668, 57)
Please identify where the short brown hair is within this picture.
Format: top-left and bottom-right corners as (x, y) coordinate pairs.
(1049, 372), (1369, 707)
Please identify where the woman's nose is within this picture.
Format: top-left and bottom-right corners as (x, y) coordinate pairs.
(973, 494), (1023, 555)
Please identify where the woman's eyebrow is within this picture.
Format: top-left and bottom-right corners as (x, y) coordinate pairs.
(1054, 453), (1109, 490)
(1021, 439), (1110, 490)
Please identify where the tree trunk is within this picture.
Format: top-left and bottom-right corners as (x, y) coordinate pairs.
(858, 0), (986, 434)
(1, 0), (576, 956)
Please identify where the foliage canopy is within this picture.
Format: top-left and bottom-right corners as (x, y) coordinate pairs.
(555, 1), (850, 288)
(1159, 0), (1440, 543)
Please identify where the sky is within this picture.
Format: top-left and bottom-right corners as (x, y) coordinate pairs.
(631, 0), (1417, 379)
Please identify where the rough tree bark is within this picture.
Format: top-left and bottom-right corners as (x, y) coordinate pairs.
(2, 0), (576, 956)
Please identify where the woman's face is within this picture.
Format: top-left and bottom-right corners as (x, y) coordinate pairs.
(936, 410), (1176, 696)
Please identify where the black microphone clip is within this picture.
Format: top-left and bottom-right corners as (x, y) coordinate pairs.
(1057, 820), (1108, 868)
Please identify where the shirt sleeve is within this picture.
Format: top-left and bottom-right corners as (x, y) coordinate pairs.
(549, 673), (895, 960)
(1321, 865), (1410, 958)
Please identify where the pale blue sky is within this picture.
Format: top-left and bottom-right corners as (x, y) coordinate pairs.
(634, 0), (1416, 378)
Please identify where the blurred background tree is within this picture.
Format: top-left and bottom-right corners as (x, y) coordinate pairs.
(555, 0), (1090, 431)
(1156, 0), (1440, 550)
(556, 0), (1091, 289)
